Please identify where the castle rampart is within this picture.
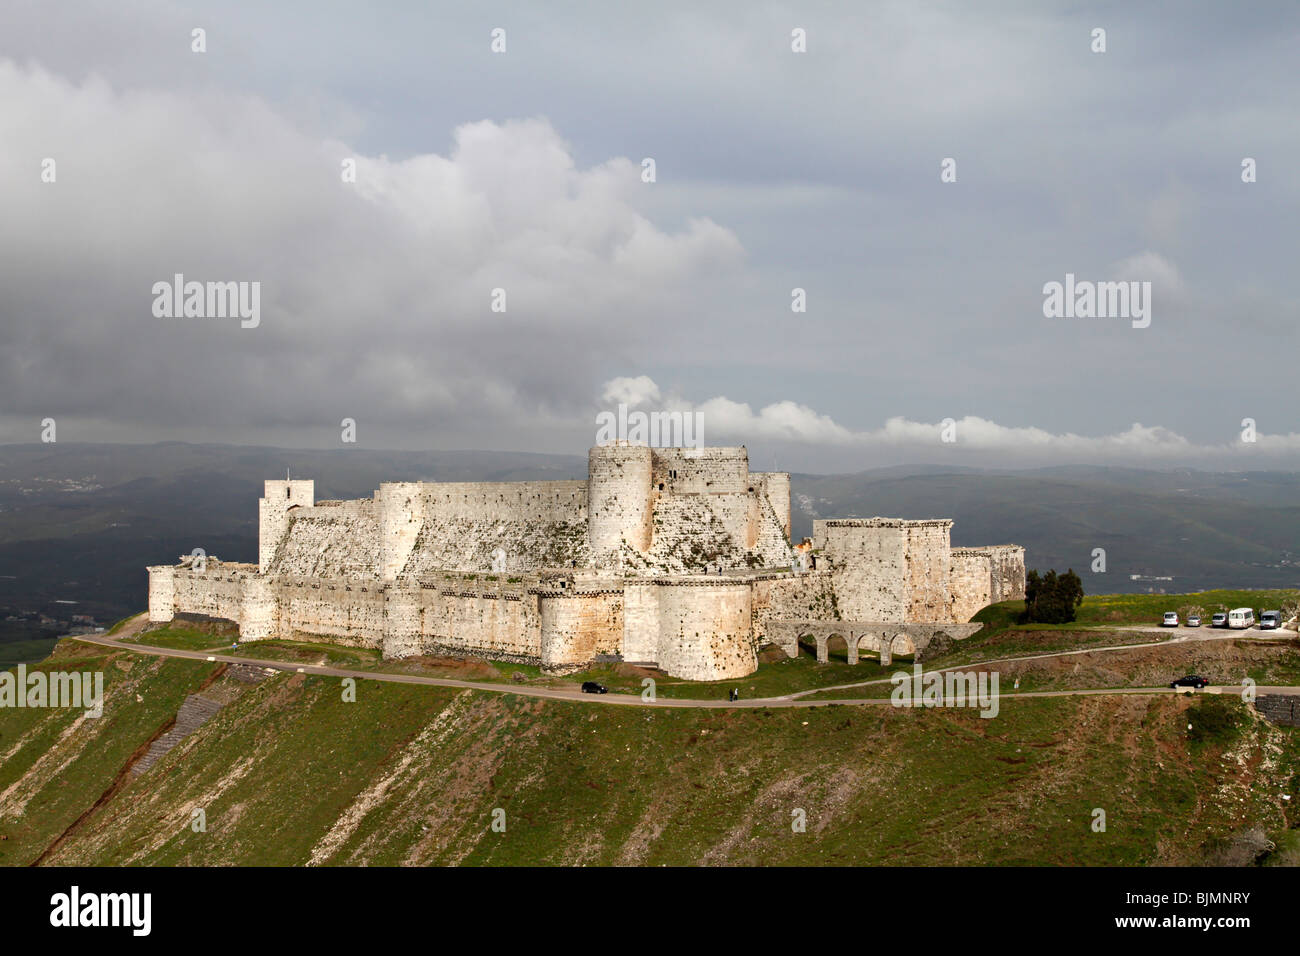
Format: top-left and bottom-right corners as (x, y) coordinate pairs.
(147, 445), (1025, 680)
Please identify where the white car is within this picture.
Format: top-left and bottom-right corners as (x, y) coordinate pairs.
(1162, 612), (1179, 627)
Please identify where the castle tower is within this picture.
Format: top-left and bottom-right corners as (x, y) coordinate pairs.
(376, 482), (425, 581)
(258, 478), (314, 572)
(587, 442), (654, 560)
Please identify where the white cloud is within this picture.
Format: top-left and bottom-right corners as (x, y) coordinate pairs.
(601, 376), (662, 407)
(1112, 250), (1185, 301)
(602, 377), (1300, 464)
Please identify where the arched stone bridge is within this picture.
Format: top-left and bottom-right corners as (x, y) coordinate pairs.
(761, 620), (984, 666)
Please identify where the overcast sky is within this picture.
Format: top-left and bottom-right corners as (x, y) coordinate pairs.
(1, 1), (1297, 472)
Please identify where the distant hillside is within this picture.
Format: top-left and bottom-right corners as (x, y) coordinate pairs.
(1, 443), (1298, 628)
(791, 466), (1300, 594)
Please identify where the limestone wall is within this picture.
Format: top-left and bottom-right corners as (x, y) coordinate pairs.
(380, 584), (425, 657)
(420, 581), (543, 664)
(147, 566), (175, 622)
(621, 580), (661, 663)
(168, 563), (257, 629)
(402, 515), (588, 576)
(904, 522), (953, 622)
(419, 480), (587, 525)
(275, 575), (386, 647)
(751, 570), (838, 643)
(814, 520), (909, 621)
(377, 482), (425, 581)
(588, 444), (654, 557)
(650, 446), (749, 495)
(950, 550), (993, 624)
(241, 575), (278, 640)
(653, 579), (755, 681)
(814, 518), (954, 624)
(626, 491), (792, 576)
(269, 499), (380, 579)
(753, 472), (791, 538)
(538, 586), (623, 672)
(950, 545), (1027, 622)
(986, 545), (1027, 603)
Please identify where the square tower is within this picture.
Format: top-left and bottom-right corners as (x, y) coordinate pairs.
(259, 479), (314, 572)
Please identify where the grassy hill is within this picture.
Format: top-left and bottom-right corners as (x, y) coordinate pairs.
(2, 633), (1298, 866)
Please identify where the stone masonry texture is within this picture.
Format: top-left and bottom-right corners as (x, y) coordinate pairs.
(148, 444), (1025, 680)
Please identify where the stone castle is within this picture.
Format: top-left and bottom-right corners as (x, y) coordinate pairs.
(147, 444), (1026, 681)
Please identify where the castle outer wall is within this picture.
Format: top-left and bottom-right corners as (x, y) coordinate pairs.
(147, 445), (1025, 680)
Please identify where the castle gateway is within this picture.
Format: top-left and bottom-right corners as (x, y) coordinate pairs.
(147, 444), (1025, 681)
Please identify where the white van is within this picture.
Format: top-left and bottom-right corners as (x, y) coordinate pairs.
(1228, 608), (1255, 629)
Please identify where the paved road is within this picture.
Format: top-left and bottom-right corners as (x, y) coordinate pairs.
(68, 618), (1300, 710)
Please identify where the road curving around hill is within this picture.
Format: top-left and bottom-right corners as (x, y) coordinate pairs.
(65, 616), (1300, 710)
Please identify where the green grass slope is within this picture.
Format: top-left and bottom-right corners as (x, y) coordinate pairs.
(2, 638), (1297, 866)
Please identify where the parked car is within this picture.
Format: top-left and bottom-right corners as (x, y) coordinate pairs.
(1260, 610), (1282, 630)
(1228, 608), (1255, 629)
(580, 681), (607, 694)
(1170, 675), (1210, 689)
(1161, 611), (1179, 627)
(1186, 614), (1201, 627)
(1211, 612), (1228, 628)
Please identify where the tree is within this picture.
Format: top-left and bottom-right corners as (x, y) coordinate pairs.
(1021, 568), (1085, 624)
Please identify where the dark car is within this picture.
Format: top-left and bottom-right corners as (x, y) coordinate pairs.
(580, 681), (607, 694)
(1259, 610), (1281, 630)
(1211, 612), (1228, 628)
(1170, 675), (1209, 689)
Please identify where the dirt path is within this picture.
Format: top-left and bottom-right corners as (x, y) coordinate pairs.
(66, 630), (1300, 709)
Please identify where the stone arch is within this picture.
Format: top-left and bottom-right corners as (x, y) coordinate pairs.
(877, 630), (914, 667)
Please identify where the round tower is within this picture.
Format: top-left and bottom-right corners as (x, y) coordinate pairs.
(587, 442), (653, 559)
